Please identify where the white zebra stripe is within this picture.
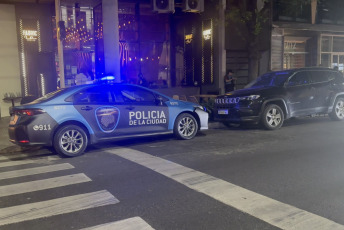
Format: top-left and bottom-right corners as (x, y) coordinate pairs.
(0, 190), (119, 226)
(0, 173), (91, 197)
(0, 163), (74, 180)
(0, 157), (58, 168)
(0, 156), (8, 161)
(81, 217), (154, 230)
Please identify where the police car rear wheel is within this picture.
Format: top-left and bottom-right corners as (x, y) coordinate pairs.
(53, 125), (88, 157)
(174, 113), (198, 140)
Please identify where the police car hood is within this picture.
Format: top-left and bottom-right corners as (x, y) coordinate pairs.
(170, 99), (199, 107)
(223, 86), (277, 97)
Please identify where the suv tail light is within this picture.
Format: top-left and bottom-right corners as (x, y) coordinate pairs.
(14, 109), (45, 116)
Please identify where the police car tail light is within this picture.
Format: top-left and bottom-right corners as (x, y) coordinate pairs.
(19, 140), (30, 143)
(15, 109), (45, 116)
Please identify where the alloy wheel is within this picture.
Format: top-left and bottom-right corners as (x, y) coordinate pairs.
(178, 116), (196, 138)
(266, 108), (282, 127)
(60, 129), (84, 154)
(335, 100), (344, 119)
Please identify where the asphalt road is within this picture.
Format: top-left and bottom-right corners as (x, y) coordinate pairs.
(1, 116), (344, 229)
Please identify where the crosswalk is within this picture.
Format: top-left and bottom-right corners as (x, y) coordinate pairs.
(108, 148), (344, 230)
(0, 152), (154, 229)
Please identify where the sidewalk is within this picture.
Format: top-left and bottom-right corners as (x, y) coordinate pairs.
(0, 116), (15, 151)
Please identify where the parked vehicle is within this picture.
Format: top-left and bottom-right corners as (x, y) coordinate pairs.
(8, 83), (208, 157)
(214, 67), (344, 130)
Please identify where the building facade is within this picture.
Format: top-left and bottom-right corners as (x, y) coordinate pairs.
(271, 0), (344, 71)
(3, 0), (342, 118)
(0, 0), (226, 118)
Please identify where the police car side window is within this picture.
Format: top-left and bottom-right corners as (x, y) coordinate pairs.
(119, 87), (156, 104)
(73, 88), (112, 104)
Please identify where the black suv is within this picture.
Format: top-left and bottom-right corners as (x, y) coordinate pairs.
(214, 67), (344, 130)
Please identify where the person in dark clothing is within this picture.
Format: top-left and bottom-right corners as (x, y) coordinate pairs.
(138, 73), (148, 87)
(224, 69), (236, 93)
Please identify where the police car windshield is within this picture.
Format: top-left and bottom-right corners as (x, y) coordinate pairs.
(245, 72), (291, 88)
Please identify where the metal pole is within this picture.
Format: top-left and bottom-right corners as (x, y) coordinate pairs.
(55, 0), (65, 88)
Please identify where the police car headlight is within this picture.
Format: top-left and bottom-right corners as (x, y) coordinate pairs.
(239, 95), (260, 100)
(194, 105), (206, 111)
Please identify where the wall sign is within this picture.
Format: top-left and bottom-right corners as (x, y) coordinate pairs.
(203, 29), (211, 40)
(22, 30), (38, 41)
(185, 34), (193, 44)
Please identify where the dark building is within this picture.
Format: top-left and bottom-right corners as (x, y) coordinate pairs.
(2, 0), (344, 118)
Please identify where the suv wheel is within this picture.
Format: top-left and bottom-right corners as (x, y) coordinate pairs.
(261, 104), (284, 130)
(53, 125), (88, 157)
(330, 97), (344, 121)
(174, 113), (198, 140)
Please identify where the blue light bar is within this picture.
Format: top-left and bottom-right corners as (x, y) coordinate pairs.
(100, 76), (115, 81)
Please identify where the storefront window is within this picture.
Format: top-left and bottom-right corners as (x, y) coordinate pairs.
(321, 36), (332, 52)
(58, 5), (95, 87)
(318, 0), (344, 25)
(118, 3), (169, 88)
(321, 35), (344, 70)
(283, 41), (307, 69)
(333, 37), (344, 52)
(321, 54), (331, 68)
(273, 0), (311, 23)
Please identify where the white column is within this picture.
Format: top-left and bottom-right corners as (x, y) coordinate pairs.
(311, 0), (317, 24)
(55, 0), (65, 88)
(102, 0), (121, 82)
(218, 0), (226, 94)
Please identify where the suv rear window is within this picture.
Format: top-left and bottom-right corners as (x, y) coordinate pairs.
(310, 71), (331, 83)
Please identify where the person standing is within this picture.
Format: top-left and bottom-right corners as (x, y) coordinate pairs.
(75, 70), (91, 85)
(224, 69), (236, 93)
(138, 73), (148, 87)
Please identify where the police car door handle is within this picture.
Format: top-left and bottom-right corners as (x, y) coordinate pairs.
(126, 106), (135, 110)
(81, 106), (93, 111)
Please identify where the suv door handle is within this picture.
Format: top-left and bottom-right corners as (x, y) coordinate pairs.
(81, 106), (93, 111)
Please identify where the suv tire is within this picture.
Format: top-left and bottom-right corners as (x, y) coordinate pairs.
(329, 97), (344, 121)
(261, 104), (284, 130)
(53, 125), (88, 157)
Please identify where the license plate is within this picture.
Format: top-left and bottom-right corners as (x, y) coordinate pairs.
(218, 109), (228, 115)
(10, 115), (18, 125)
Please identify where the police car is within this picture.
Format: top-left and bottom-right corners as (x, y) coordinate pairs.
(8, 83), (208, 157)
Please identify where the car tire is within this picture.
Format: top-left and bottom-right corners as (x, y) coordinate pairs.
(261, 104), (284, 130)
(173, 113), (198, 140)
(329, 97), (344, 121)
(53, 125), (88, 157)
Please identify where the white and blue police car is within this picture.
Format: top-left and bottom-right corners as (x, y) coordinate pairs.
(8, 83), (208, 157)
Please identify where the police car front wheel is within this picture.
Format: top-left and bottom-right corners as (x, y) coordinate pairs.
(174, 113), (198, 140)
(53, 125), (88, 157)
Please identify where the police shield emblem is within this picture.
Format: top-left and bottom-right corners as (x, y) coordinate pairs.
(95, 106), (120, 133)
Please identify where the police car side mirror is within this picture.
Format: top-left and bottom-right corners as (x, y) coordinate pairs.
(156, 96), (164, 106)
